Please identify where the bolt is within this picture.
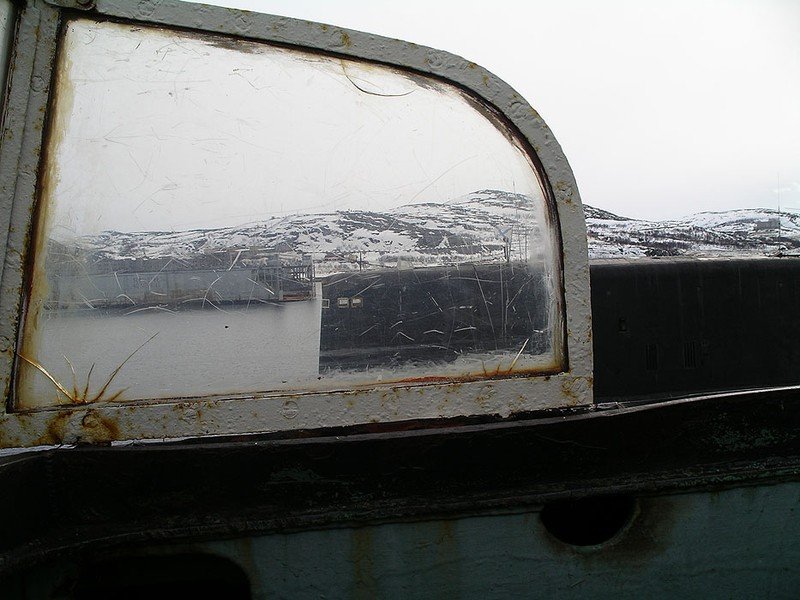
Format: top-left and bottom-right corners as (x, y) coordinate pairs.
(280, 400), (299, 420)
(82, 412), (100, 428)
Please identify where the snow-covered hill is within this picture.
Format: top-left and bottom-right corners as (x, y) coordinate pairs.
(66, 190), (547, 274)
(587, 206), (800, 258)
(60, 190), (800, 273)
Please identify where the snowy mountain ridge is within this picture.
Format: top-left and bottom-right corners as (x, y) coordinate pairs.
(586, 205), (800, 259)
(64, 190), (800, 273)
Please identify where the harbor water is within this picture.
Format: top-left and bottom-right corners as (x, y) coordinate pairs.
(20, 292), (323, 406)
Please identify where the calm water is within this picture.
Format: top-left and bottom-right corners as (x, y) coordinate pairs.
(19, 279), (553, 408)
(20, 295), (322, 407)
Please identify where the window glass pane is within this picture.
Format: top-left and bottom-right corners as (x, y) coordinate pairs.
(17, 19), (561, 408)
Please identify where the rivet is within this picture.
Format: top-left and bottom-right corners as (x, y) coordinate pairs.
(280, 400), (299, 420)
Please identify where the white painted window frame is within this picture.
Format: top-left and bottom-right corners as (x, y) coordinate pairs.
(0, 0), (592, 448)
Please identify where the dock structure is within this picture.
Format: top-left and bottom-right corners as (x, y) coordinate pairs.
(253, 253), (315, 302)
(44, 248), (316, 309)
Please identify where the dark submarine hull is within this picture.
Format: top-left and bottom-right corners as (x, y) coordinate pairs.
(319, 261), (551, 371)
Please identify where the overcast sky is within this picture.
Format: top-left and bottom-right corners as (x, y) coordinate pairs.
(51, 20), (546, 235)
(193, 0), (799, 221)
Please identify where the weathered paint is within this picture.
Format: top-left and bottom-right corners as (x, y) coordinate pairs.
(0, 1), (61, 411)
(199, 486), (795, 598)
(0, 4), (795, 596)
(1, 384), (798, 576)
(1, 375), (593, 447)
(0, 0), (592, 447)
(5, 482), (800, 598)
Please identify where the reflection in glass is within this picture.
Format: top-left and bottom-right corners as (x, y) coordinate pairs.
(18, 19), (561, 408)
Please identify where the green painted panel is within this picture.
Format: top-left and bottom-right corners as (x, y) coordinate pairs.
(6, 482), (800, 598)
(190, 483), (800, 599)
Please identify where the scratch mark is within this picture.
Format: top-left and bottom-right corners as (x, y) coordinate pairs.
(125, 306), (176, 315)
(506, 338), (529, 372)
(340, 60), (415, 97)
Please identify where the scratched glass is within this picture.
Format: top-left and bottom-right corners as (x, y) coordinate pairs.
(17, 19), (562, 408)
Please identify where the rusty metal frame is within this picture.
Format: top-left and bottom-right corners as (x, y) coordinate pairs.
(3, 385), (800, 577)
(0, 0), (592, 448)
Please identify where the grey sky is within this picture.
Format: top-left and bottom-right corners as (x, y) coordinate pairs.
(195, 0), (800, 220)
(49, 20), (544, 235)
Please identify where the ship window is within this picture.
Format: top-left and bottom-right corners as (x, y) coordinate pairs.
(15, 18), (562, 410)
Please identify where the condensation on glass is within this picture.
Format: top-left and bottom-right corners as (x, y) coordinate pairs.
(16, 19), (563, 409)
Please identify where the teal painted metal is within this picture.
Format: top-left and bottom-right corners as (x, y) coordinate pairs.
(201, 484), (800, 598)
(6, 482), (800, 598)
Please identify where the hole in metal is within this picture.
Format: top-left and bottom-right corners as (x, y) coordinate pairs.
(540, 495), (636, 547)
(72, 553), (251, 599)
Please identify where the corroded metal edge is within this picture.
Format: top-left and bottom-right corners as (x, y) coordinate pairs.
(0, 1), (61, 423)
(2, 386), (799, 576)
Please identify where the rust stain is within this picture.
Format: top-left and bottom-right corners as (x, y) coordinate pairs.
(397, 375), (453, 384)
(559, 377), (591, 405)
(340, 31), (352, 49)
(31, 410), (71, 445)
(17, 332), (156, 407)
(233, 537), (258, 586)
(343, 387), (376, 398)
(16, 39), (77, 411)
(474, 383), (497, 404)
(555, 181), (574, 206)
(351, 527), (377, 598)
(388, 360), (560, 389)
(437, 519), (455, 544)
(560, 379), (577, 403)
(80, 409), (120, 442)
